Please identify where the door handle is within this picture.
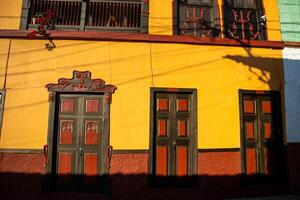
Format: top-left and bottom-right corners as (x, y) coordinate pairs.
(79, 147), (83, 156)
(172, 141), (176, 149)
(43, 144), (48, 168)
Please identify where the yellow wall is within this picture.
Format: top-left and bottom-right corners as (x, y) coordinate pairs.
(0, 39), (10, 88)
(263, 0), (282, 41)
(0, 0), (22, 29)
(0, 39), (283, 149)
(149, 0), (173, 35)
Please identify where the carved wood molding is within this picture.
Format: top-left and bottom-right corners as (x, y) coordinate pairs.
(46, 70), (117, 94)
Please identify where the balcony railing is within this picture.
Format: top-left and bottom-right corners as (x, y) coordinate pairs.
(27, 0), (144, 32)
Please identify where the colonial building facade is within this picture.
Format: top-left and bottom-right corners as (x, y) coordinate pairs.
(0, 0), (295, 199)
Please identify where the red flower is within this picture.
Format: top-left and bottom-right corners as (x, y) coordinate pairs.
(46, 10), (55, 18)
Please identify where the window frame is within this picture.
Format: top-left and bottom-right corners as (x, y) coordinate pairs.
(223, 0), (267, 40)
(173, 0), (220, 37)
(20, 0), (149, 33)
(238, 89), (284, 184)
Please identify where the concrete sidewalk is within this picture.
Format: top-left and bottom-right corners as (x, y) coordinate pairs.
(227, 195), (300, 200)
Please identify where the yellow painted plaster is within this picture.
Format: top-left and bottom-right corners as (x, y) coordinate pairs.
(0, 39), (10, 88)
(0, 0), (22, 29)
(263, 0), (282, 41)
(0, 39), (283, 150)
(149, 0), (173, 35)
(0, 40), (111, 149)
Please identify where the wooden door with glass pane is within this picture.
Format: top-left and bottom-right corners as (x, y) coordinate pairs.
(240, 91), (283, 180)
(151, 90), (197, 181)
(55, 93), (106, 191)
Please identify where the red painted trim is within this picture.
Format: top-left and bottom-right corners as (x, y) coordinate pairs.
(167, 88), (179, 92)
(0, 30), (284, 49)
(284, 42), (300, 48)
(255, 90), (265, 94)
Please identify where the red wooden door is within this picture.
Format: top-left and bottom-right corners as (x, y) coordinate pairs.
(153, 91), (197, 179)
(241, 92), (283, 181)
(55, 94), (107, 191)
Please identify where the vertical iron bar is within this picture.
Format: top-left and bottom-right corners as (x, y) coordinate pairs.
(80, 0), (87, 30)
(132, 3), (135, 27)
(128, 3), (132, 27)
(100, 2), (104, 26)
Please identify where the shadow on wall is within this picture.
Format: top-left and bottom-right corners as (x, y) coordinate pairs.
(224, 54), (284, 91)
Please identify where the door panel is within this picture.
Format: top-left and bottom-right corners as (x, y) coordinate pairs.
(59, 119), (75, 145)
(157, 119), (168, 137)
(60, 98), (77, 114)
(157, 98), (169, 111)
(57, 151), (75, 181)
(156, 146), (168, 176)
(246, 148), (257, 175)
(176, 146), (188, 176)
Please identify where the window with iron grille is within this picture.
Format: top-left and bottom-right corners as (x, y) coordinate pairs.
(20, 0), (149, 33)
(176, 0), (220, 37)
(224, 0), (266, 40)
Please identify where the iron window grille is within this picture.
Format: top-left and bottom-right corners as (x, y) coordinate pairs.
(224, 0), (266, 40)
(177, 0), (220, 37)
(20, 0), (149, 33)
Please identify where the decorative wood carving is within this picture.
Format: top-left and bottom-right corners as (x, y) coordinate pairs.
(85, 121), (98, 145)
(46, 70), (117, 93)
(105, 93), (112, 104)
(48, 92), (56, 102)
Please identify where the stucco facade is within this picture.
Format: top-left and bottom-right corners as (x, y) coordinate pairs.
(0, 0), (295, 199)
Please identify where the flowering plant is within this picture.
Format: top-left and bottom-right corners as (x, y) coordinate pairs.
(27, 10), (61, 37)
(27, 10), (60, 51)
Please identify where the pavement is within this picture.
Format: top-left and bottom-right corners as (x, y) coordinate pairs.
(227, 195), (300, 200)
